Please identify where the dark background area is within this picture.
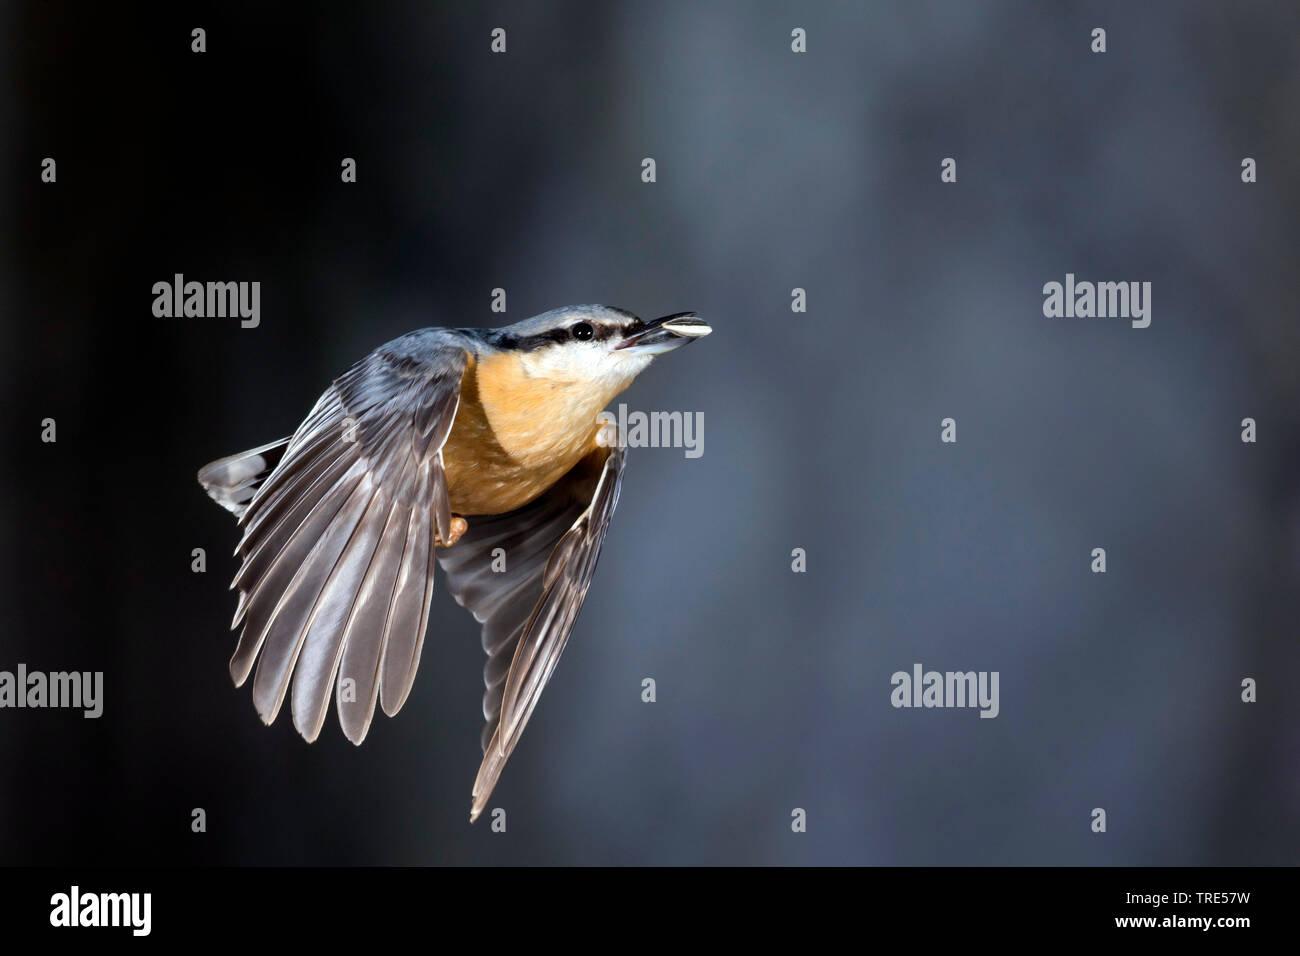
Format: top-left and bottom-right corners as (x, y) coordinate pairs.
(2, 1), (1299, 865)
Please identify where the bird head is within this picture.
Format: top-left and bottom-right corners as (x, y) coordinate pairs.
(491, 305), (712, 392)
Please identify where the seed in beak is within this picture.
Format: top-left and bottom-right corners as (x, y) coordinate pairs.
(661, 316), (712, 338)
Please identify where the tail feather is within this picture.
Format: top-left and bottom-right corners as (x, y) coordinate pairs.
(198, 438), (291, 518)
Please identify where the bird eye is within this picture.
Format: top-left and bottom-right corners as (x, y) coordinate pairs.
(571, 322), (595, 341)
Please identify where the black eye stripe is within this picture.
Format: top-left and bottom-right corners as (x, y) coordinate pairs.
(489, 321), (621, 351)
(575, 322), (620, 342)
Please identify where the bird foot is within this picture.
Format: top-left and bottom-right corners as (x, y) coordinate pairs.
(436, 515), (468, 548)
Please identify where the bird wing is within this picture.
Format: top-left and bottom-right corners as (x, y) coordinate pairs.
(218, 331), (470, 745)
(437, 442), (626, 820)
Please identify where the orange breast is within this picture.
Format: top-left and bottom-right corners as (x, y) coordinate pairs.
(441, 352), (604, 516)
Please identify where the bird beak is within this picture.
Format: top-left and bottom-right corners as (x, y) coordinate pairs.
(614, 313), (712, 355)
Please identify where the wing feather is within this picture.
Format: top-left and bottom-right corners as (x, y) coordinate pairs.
(334, 497), (410, 743)
(438, 443), (626, 821)
(379, 459), (439, 717)
(202, 329), (472, 742)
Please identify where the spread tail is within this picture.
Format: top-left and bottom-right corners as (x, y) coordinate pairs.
(198, 438), (290, 519)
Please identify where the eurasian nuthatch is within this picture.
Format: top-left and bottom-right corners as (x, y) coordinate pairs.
(199, 305), (711, 820)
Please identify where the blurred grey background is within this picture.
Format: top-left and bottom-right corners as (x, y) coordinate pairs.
(2, 0), (1298, 864)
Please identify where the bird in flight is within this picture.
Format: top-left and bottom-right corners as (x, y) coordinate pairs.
(198, 305), (711, 821)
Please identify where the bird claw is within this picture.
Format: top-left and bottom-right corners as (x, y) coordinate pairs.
(436, 515), (468, 548)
